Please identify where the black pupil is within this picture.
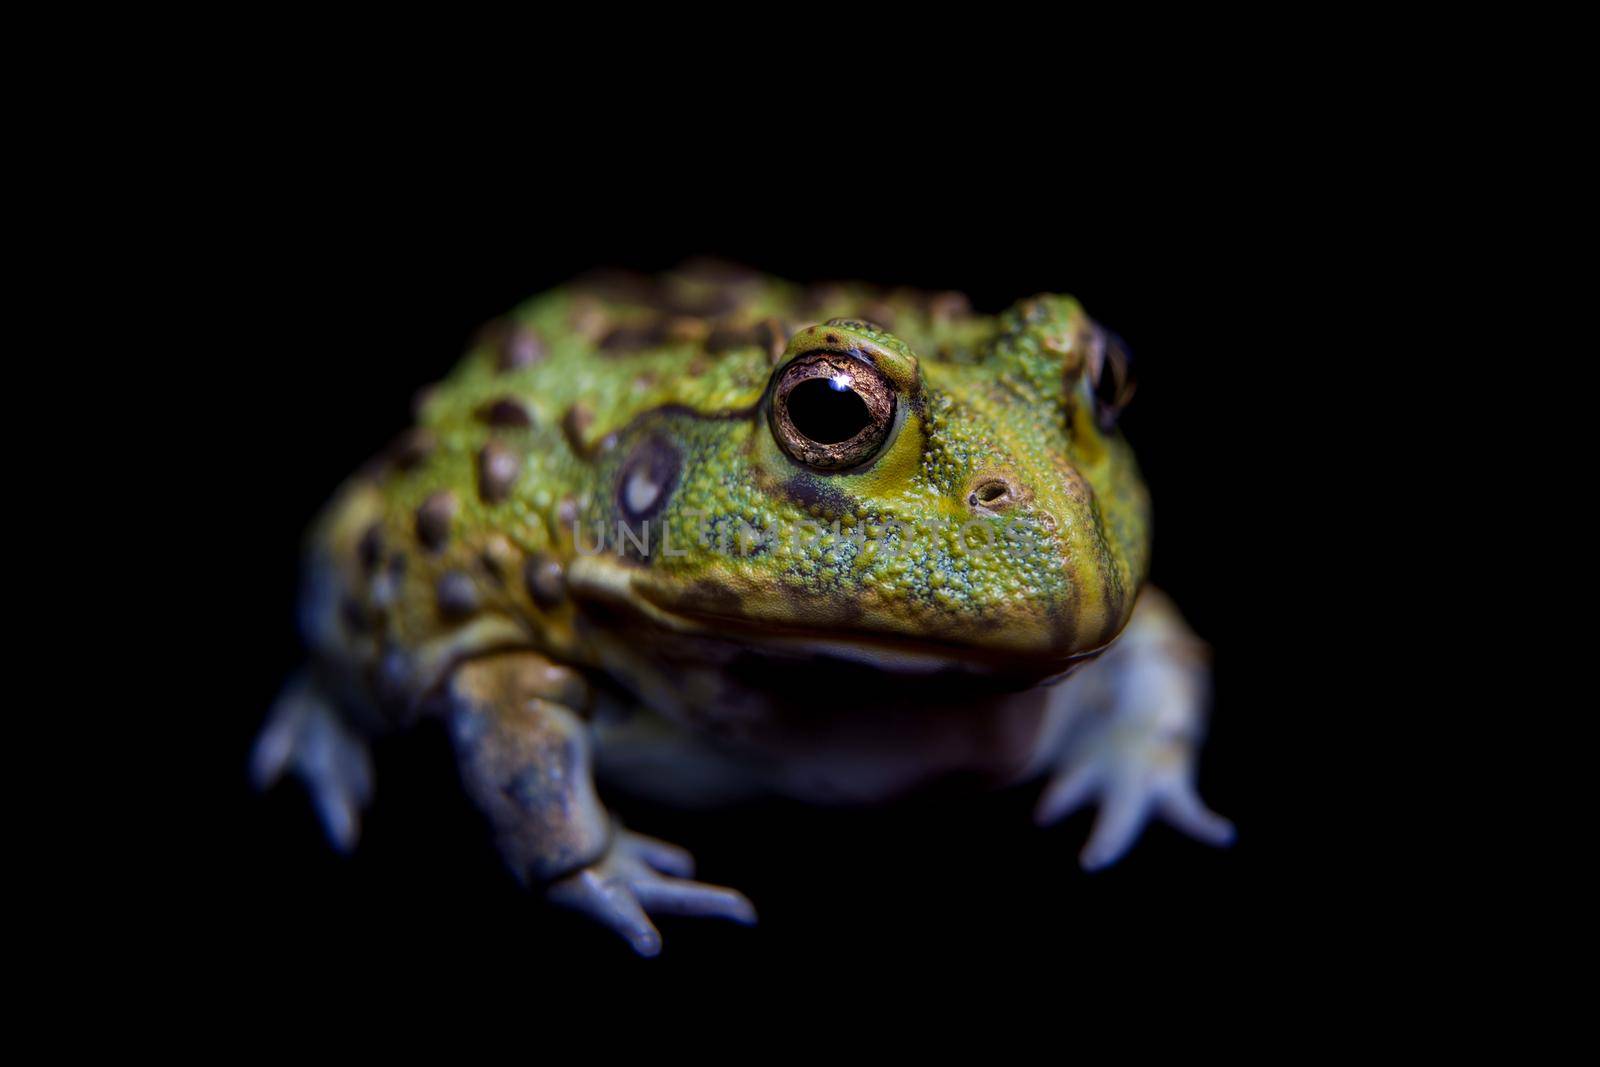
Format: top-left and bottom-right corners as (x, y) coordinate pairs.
(787, 378), (872, 443)
(1095, 363), (1122, 407)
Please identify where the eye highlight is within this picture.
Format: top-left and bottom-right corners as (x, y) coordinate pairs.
(769, 353), (896, 470)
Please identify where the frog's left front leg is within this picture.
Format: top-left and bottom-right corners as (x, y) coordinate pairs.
(443, 650), (756, 956)
(1033, 588), (1234, 869)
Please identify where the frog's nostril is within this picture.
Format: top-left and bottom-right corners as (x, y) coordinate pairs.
(967, 475), (1023, 512)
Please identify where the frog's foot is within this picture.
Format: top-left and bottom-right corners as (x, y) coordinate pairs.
(1032, 588), (1233, 870)
(251, 673), (374, 852)
(1035, 730), (1233, 870)
(547, 828), (757, 957)
(445, 650), (755, 956)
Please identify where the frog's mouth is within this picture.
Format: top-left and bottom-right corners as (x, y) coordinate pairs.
(564, 556), (1113, 680)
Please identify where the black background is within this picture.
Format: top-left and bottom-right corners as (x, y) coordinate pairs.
(189, 166), (1339, 992)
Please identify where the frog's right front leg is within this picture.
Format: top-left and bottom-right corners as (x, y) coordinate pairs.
(442, 651), (756, 956)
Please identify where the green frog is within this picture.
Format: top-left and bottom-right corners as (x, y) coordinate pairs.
(253, 261), (1232, 955)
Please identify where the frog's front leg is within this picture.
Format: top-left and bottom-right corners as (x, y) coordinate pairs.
(1033, 588), (1234, 869)
(443, 650), (755, 956)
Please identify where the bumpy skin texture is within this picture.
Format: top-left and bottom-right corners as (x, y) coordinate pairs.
(259, 262), (1228, 956)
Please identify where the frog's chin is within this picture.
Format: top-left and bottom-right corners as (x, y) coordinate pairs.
(563, 556), (1107, 680)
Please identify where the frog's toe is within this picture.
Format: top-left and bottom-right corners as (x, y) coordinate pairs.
(548, 867), (664, 956)
(1036, 757), (1233, 870)
(614, 827), (695, 878)
(1034, 763), (1100, 827)
(628, 873), (756, 922)
(547, 828), (756, 956)
(1153, 785), (1235, 849)
(251, 674), (373, 853)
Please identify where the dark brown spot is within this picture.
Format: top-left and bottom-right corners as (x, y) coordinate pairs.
(825, 333), (840, 345)
(477, 397), (532, 427)
(523, 553), (566, 609)
(496, 323), (546, 371)
(478, 441), (521, 504)
(598, 324), (660, 352)
(562, 404), (594, 454)
(662, 316), (710, 344)
(357, 523), (384, 573)
(665, 284), (742, 318)
(436, 570), (479, 619)
(388, 428), (435, 471)
(416, 491), (457, 551)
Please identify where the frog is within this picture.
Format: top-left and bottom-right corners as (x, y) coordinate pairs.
(252, 260), (1232, 956)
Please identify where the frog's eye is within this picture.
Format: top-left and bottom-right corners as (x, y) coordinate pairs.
(1090, 333), (1136, 431)
(769, 353), (896, 471)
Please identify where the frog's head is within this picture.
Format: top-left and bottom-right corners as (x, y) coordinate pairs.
(573, 298), (1149, 679)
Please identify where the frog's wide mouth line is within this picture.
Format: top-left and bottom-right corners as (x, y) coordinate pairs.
(563, 556), (1106, 677)
(646, 606), (1101, 678)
